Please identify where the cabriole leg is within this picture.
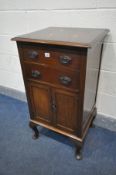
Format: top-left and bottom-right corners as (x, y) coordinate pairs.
(90, 107), (97, 128)
(29, 121), (39, 139)
(75, 142), (83, 160)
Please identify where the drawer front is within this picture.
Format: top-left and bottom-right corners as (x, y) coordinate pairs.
(24, 63), (80, 91)
(22, 45), (83, 70)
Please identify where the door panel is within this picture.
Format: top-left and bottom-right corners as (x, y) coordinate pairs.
(28, 82), (52, 124)
(53, 89), (79, 133)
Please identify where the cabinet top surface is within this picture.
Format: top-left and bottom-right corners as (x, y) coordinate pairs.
(12, 27), (109, 48)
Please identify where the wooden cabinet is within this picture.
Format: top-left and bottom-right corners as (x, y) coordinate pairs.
(12, 27), (109, 159)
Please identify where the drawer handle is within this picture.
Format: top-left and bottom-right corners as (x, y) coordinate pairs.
(31, 70), (41, 78)
(59, 76), (72, 86)
(28, 51), (38, 59)
(59, 55), (72, 65)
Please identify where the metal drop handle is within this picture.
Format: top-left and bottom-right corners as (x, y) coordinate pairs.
(31, 70), (41, 78)
(28, 51), (38, 59)
(59, 76), (72, 85)
(59, 55), (72, 65)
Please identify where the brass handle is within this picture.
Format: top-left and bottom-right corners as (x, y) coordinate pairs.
(59, 55), (72, 65)
(31, 70), (41, 78)
(28, 51), (38, 59)
(59, 76), (72, 86)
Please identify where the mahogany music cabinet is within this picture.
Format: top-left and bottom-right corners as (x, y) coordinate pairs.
(12, 27), (109, 159)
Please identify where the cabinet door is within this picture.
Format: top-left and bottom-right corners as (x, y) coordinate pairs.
(27, 82), (52, 124)
(52, 89), (79, 134)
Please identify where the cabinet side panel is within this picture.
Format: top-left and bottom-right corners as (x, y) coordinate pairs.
(83, 43), (102, 124)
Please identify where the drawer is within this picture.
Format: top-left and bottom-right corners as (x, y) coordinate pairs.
(24, 63), (80, 91)
(22, 45), (84, 70)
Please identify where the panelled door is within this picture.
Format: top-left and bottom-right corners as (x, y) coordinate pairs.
(27, 82), (53, 125)
(52, 88), (79, 134)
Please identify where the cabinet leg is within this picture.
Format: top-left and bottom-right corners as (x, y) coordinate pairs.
(75, 142), (83, 160)
(29, 121), (39, 140)
(90, 118), (95, 128)
(90, 107), (97, 128)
